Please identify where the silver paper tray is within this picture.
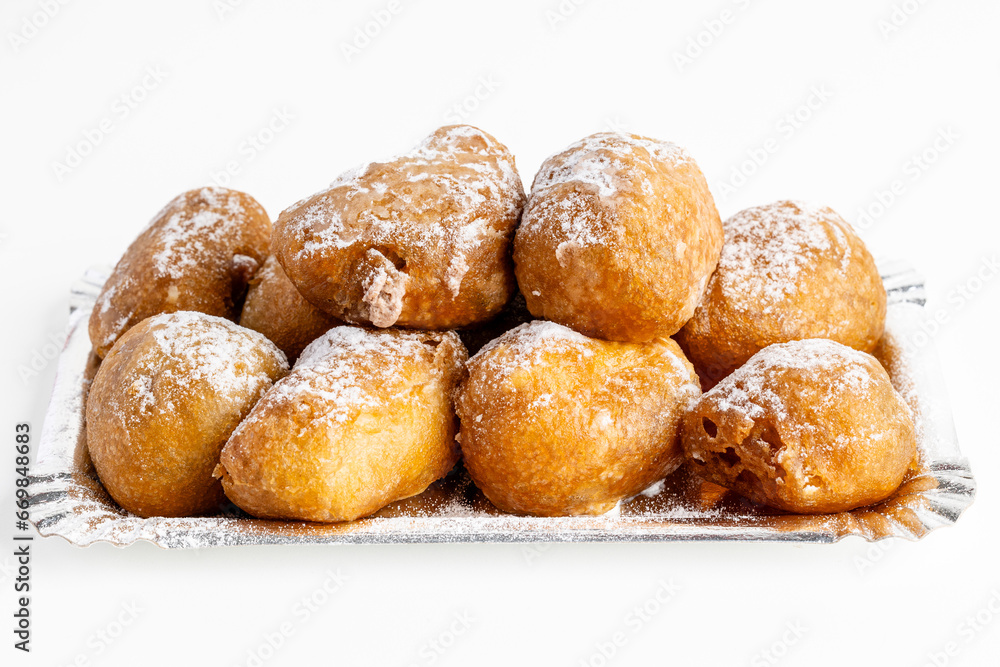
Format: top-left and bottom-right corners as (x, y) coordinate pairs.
(27, 261), (975, 547)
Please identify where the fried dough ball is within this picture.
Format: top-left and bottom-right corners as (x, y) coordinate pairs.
(239, 255), (340, 362)
(216, 327), (467, 522)
(513, 133), (722, 343)
(456, 321), (701, 516)
(676, 200), (886, 386)
(90, 187), (271, 358)
(273, 125), (526, 330)
(86, 312), (288, 518)
(682, 339), (916, 514)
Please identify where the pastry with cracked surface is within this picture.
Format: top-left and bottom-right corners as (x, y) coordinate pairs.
(682, 338), (916, 514)
(273, 125), (525, 330)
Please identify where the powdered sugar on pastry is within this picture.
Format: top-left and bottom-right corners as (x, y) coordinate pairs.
(89, 187), (271, 357)
(472, 321), (596, 375)
(290, 127), (522, 267)
(531, 133), (693, 197)
(235, 327), (463, 434)
(470, 321), (701, 413)
(524, 133), (695, 259)
(275, 125), (525, 329)
(710, 338), (893, 442)
(717, 200), (855, 312)
(151, 188), (258, 280)
(114, 311), (287, 425)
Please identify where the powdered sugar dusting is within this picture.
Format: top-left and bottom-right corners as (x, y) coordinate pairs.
(717, 200), (856, 313)
(115, 311), (287, 425)
(94, 280), (133, 346)
(288, 125), (524, 266)
(531, 132), (692, 197)
(236, 327), (457, 434)
(467, 321), (701, 420)
(710, 339), (881, 437)
(638, 479), (665, 498)
(522, 133), (694, 258)
(444, 253), (470, 296)
(472, 320), (595, 373)
(150, 188), (257, 280)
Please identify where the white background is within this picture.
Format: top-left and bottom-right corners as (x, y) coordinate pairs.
(3, 1), (999, 665)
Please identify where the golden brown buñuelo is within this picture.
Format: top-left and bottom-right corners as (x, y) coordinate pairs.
(513, 132), (723, 343)
(682, 338), (916, 514)
(456, 320), (701, 517)
(216, 326), (467, 522)
(86, 311), (288, 518)
(239, 255), (340, 362)
(676, 200), (886, 387)
(89, 187), (271, 358)
(272, 125), (526, 331)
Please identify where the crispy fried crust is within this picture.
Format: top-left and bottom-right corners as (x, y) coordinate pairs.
(273, 125), (526, 330)
(676, 200), (886, 386)
(89, 187), (271, 358)
(455, 321), (701, 516)
(215, 327), (467, 522)
(681, 339), (916, 514)
(85, 312), (288, 518)
(513, 133), (723, 342)
(239, 255), (340, 362)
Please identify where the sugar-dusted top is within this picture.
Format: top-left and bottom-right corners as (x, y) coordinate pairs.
(470, 320), (697, 400)
(716, 200), (856, 313)
(115, 311), (287, 422)
(284, 125), (524, 269)
(531, 132), (693, 197)
(520, 133), (696, 266)
(91, 186), (269, 353)
(709, 338), (894, 432)
(237, 326), (462, 431)
(148, 187), (264, 280)
(472, 320), (595, 369)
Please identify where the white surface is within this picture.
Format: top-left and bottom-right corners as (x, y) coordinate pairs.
(2, 1), (998, 665)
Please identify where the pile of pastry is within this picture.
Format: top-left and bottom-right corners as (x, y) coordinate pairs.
(84, 125), (916, 522)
